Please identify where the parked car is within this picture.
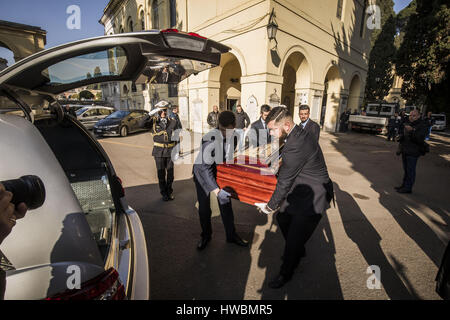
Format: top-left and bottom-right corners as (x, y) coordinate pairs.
(94, 109), (149, 137)
(76, 106), (115, 130)
(0, 30), (229, 300)
(431, 113), (447, 131)
(61, 104), (85, 112)
(349, 103), (399, 134)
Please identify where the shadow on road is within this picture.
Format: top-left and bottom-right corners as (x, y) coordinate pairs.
(125, 178), (268, 299)
(330, 132), (449, 297)
(256, 212), (343, 299)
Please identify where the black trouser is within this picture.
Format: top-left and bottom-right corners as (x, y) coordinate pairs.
(276, 211), (322, 279)
(387, 127), (397, 141)
(154, 156), (174, 196)
(401, 154), (418, 191)
(194, 177), (236, 241)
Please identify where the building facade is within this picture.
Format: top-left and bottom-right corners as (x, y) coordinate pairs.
(100, 0), (372, 132)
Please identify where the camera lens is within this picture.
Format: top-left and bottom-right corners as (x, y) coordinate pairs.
(1, 175), (46, 210)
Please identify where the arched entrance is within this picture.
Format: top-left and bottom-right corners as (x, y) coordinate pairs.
(218, 53), (242, 112)
(348, 74), (362, 113)
(321, 65), (343, 132)
(281, 51), (310, 118)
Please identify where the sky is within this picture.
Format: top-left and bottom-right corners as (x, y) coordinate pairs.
(394, 0), (413, 13)
(0, 0), (109, 66)
(0, 0), (414, 67)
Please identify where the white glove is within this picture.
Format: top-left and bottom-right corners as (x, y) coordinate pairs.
(217, 189), (232, 205)
(255, 203), (277, 215)
(149, 107), (161, 116)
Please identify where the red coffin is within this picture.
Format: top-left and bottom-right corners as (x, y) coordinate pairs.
(217, 144), (282, 206)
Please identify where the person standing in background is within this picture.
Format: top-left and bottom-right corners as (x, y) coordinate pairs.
(207, 105), (220, 129)
(234, 105), (251, 130)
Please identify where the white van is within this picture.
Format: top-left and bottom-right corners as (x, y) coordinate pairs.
(431, 114), (447, 131)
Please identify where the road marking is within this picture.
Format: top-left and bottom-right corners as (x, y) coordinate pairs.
(99, 139), (152, 150)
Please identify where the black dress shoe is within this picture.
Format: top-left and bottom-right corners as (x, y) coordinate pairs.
(394, 185), (404, 191)
(197, 237), (211, 251)
(397, 188), (412, 194)
(268, 274), (290, 289)
(168, 193), (175, 201)
(227, 234), (248, 247)
(162, 195), (169, 201)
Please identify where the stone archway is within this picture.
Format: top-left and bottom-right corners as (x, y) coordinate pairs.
(208, 52), (243, 112)
(321, 64), (344, 132)
(348, 74), (362, 113)
(280, 51), (311, 123)
(0, 20), (46, 63)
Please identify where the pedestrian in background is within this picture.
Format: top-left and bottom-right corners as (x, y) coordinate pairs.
(395, 109), (429, 194)
(234, 105), (251, 130)
(250, 104), (271, 147)
(207, 105), (220, 129)
(387, 112), (401, 142)
(339, 109), (350, 132)
(298, 104), (320, 142)
(424, 111), (434, 141)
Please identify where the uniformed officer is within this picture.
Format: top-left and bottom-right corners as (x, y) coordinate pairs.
(148, 101), (178, 201)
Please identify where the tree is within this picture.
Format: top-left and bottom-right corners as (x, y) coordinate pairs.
(79, 90), (95, 100)
(370, 0), (395, 47)
(364, 0), (397, 102)
(395, 0), (450, 112)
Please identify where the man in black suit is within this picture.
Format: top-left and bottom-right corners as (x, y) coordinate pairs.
(249, 104), (271, 147)
(192, 111), (249, 250)
(299, 104), (320, 142)
(257, 106), (333, 288)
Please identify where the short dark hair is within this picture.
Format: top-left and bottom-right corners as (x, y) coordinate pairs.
(299, 104), (310, 112)
(260, 104), (271, 114)
(265, 106), (292, 124)
(218, 110), (236, 127)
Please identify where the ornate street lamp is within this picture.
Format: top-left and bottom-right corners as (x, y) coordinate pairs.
(267, 9), (278, 45)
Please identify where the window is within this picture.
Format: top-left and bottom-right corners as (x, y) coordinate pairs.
(337, 0), (344, 20)
(132, 82), (137, 92)
(170, 0), (177, 27)
(140, 10), (145, 30)
(152, 0), (159, 29)
(128, 17), (133, 32)
(168, 83), (178, 97)
(42, 47), (127, 86)
(99, 108), (112, 115)
(360, 0), (368, 37)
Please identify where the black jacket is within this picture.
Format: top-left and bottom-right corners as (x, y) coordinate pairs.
(207, 111), (219, 128)
(268, 125), (331, 215)
(250, 118), (271, 147)
(388, 116), (401, 129)
(148, 116), (177, 157)
(301, 119), (320, 142)
(193, 132), (232, 194)
(399, 118), (428, 157)
(235, 111), (251, 129)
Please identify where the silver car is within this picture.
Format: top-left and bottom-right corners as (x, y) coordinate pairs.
(0, 30), (229, 300)
(76, 106), (115, 130)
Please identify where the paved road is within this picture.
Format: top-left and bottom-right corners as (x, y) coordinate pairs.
(98, 130), (450, 300)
